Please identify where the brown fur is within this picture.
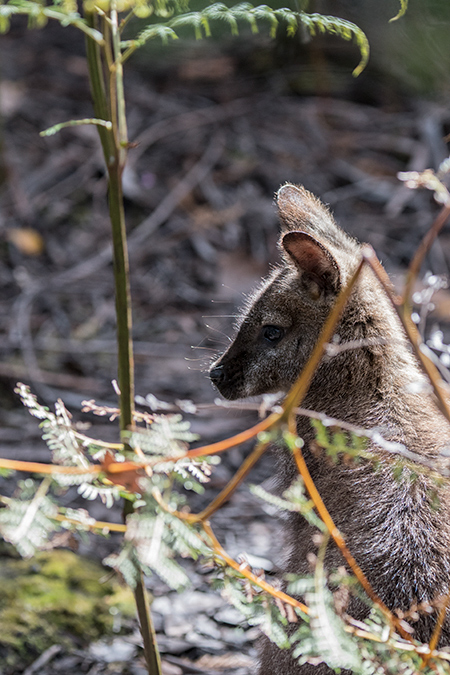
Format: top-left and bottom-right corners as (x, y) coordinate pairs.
(209, 184), (450, 674)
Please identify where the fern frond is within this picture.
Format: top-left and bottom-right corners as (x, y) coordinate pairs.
(0, 488), (59, 557)
(310, 419), (368, 463)
(121, 23), (178, 48)
(302, 580), (362, 670)
(128, 3), (369, 76)
(103, 545), (141, 588)
(221, 574), (261, 618)
(128, 414), (198, 459)
(125, 511), (193, 590)
(77, 482), (121, 507)
(164, 512), (211, 558)
(52, 471), (96, 486)
(0, 1), (103, 41)
(251, 478), (326, 532)
(16, 385), (93, 471)
(389, 0), (408, 22)
(298, 12), (369, 76)
(250, 604), (290, 649)
(146, 548), (191, 590)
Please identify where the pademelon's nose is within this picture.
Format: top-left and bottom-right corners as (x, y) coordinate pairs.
(209, 365), (226, 385)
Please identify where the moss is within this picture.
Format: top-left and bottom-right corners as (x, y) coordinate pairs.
(0, 550), (136, 673)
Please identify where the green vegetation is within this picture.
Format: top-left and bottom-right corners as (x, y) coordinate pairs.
(0, 549), (135, 671)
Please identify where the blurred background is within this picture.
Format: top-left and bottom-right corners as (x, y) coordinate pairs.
(1, 0), (450, 672)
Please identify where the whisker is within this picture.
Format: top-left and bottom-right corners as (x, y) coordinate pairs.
(190, 346), (217, 351)
(185, 356), (214, 362)
(205, 324), (232, 342)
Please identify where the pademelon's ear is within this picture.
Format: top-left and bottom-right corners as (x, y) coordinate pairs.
(276, 183), (336, 236)
(281, 230), (341, 296)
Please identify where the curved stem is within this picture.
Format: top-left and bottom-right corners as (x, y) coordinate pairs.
(402, 202), (450, 315)
(422, 592), (450, 668)
(289, 439), (412, 641)
(185, 412), (280, 459)
(283, 254), (366, 430)
(195, 441), (269, 522)
(202, 521), (309, 615)
(84, 12), (158, 675)
(364, 253), (450, 425)
(134, 573), (163, 675)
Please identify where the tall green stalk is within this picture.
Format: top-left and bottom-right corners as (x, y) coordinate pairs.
(84, 11), (161, 675)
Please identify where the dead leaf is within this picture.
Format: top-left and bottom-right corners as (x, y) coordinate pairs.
(7, 227), (44, 256)
(101, 451), (145, 493)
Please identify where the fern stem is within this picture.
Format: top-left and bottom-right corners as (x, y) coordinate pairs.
(107, 163), (135, 434)
(84, 14), (161, 675)
(402, 202), (450, 317)
(135, 573), (163, 674)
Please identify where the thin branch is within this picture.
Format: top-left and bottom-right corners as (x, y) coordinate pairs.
(402, 202), (450, 313)
(194, 441), (269, 522)
(289, 438), (412, 641)
(421, 593), (450, 668)
(52, 512), (127, 533)
(214, 399), (450, 474)
(0, 458), (100, 475)
(202, 521), (309, 615)
(364, 254), (450, 425)
(282, 254), (366, 426)
(73, 430), (123, 450)
(183, 412), (280, 460)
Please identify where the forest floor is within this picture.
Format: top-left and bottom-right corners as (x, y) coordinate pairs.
(1, 15), (450, 675)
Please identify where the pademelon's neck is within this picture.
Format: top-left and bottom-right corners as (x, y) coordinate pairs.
(299, 329), (445, 453)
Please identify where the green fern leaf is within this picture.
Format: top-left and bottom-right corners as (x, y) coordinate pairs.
(0, 490), (59, 557)
(389, 0), (408, 22)
(103, 546), (141, 589)
(303, 580), (362, 671)
(253, 605), (290, 649)
(147, 549), (190, 590)
(164, 513), (211, 558)
(121, 24), (178, 49)
(251, 479), (326, 532)
(298, 12), (369, 76)
(128, 414), (198, 458)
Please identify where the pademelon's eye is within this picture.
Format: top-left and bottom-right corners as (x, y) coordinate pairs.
(261, 325), (285, 345)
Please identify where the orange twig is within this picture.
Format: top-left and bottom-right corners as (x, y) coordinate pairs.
(289, 439), (412, 641)
(422, 592), (450, 669)
(153, 441), (268, 523)
(364, 254), (450, 425)
(402, 202), (450, 313)
(0, 458), (100, 475)
(194, 441), (269, 522)
(184, 412), (281, 460)
(151, 489), (308, 614)
(283, 255), (366, 425)
(202, 521), (309, 615)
